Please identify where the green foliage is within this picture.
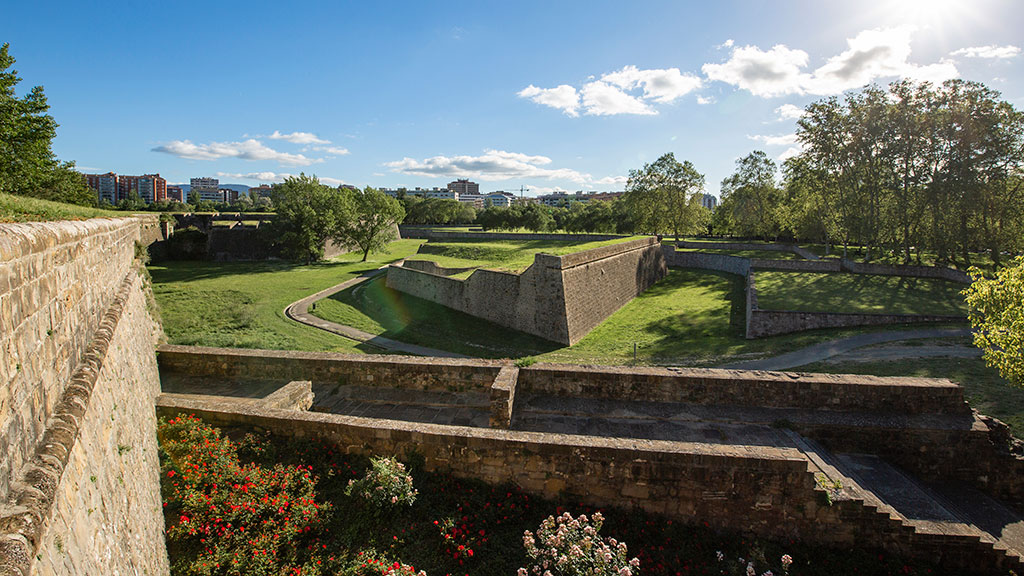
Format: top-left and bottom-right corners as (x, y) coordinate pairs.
(345, 456), (418, 510)
(402, 196), (475, 225)
(520, 511), (639, 576)
(476, 203), (556, 233)
(624, 152), (708, 238)
(0, 43), (94, 206)
(965, 257), (1024, 385)
(271, 174), (355, 262)
(717, 151), (784, 238)
(158, 415), (332, 576)
(336, 187), (405, 262)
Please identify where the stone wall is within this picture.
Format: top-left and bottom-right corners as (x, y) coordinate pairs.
(0, 218), (168, 576)
(746, 308), (969, 338)
(749, 258), (841, 272)
(387, 236), (667, 345)
(840, 258), (972, 283)
(401, 260), (479, 277)
(398, 228), (623, 242)
(661, 247), (751, 276)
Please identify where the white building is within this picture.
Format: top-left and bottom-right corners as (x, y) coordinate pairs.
(190, 177), (221, 202)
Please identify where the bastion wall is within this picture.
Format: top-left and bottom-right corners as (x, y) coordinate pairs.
(386, 236), (667, 345)
(0, 218), (168, 576)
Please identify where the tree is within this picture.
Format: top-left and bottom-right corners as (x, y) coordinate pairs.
(719, 150), (784, 239)
(964, 257), (1024, 386)
(624, 152), (706, 238)
(0, 43), (94, 205)
(336, 186), (404, 262)
(271, 174), (354, 263)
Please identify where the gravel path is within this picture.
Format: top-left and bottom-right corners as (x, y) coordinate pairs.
(718, 327), (973, 371)
(284, 264), (469, 358)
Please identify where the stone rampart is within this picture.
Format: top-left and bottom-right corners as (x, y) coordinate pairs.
(387, 236), (667, 345)
(661, 247), (751, 275)
(398, 228), (623, 242)
(746, 309), (968, 338)
(840, 258), (972, 283)
(401, 260), (479, 276)
(676, 240), (818, 259)
(0, 218), (168, 576)
(750, 258), (841, 272)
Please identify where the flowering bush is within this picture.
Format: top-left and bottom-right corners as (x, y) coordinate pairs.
(520, 511), (640, 576)
(345, 456), (418, 509)
(158, 415), (332, 576)
(354, 550), (427, 576)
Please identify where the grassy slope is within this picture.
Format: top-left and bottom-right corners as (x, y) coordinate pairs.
(148, 239), (425, 353)
(406, 236), (640, 274)
(675, 248), (805, 260)
(755, 271), (969, 316)
(0, 192), (122, 222)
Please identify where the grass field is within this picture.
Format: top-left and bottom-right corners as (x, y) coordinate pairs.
(676, 247), (805, 260)
(407, 236), (640, 276)
(311, 266), (929, 365)
(796, 344), (1024, 437)
(148, 239), (425, 352)
(755, 271), (969, 316)
(0, 193), (123, 222)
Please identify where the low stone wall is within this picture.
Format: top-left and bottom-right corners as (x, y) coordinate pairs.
(387, 236), (667, 345)
(661, 246), (751, 276)
(750, 258), (841, 272)
(746, 308), (968, 338)
(840, 259), (971, 283)
(0, 218), (168, 576)
(401, 259), (479, 276)
(398, 228), (623, 242)
(676, 240), (815, 258)
(157, 345), (505, 394)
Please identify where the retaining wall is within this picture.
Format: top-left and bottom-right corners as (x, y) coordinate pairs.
(840, 258), (972, 283)
(676, 240), (818, 259)
(387, 236), (667, 345)
(400, 260), (479, 277)
(661, 246), (751, 276)
(750, 258), (842, 272)
(0, 219), (168, 576)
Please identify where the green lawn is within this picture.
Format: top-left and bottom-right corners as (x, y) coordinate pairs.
(797, 243), (1004, 272)
(310, 266), (929, 365)
(797, 346), (1024, 437)
(754, 271), (969, 316)
(408, 236), (641, 275)
(676, 247), (805, 260)
(0, 193), (123, 222)
(148, 239), (425, 352)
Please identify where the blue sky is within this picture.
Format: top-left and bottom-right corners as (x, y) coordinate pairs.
(3, 0), (1022, 196)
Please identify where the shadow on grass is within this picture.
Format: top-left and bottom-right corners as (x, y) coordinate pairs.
(322, 276), (562, 359)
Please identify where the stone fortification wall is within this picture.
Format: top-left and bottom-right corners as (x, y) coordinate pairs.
(398, 228), (623, 242)
(749, 258), (842, 272)
(387, 237), (667, 345)
(746, 308), (968, 338)
(401, 260), (479, 277)
(661, 246), (751, 276)
(676, 239), (808, 255)
(0, 219), (168, 576)
(840, 258), (971, 283)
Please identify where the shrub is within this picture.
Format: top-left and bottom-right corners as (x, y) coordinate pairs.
(354, 550), (427, 576)
(158, 415), (332, 576)
(345, 456), (418, 509)
(519, 511), (640, 576)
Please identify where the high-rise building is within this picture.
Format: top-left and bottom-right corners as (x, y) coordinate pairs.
(701, 193), (718, 211)
(248, 184), (273, 199)
(447, 179), (479, 196)
(220, 188), (239, 203)
(190, 177), (221, 202)
(134, 174), (166, 203)
(85, 172), (118, 204)
(166, 185), (185, 203)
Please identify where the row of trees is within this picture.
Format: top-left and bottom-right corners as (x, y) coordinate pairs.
(715, 80), (1024, 267)
(270, 175), (404, 262)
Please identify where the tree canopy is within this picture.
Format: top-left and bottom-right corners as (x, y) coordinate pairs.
(335, 187), (405, 262)
(964, 257), (1024, 386)
(623, 152), (708, 239)
(0, 43), (94, 205)
(270, 175), (354, 263)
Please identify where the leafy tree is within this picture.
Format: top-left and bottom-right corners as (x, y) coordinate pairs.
(336, 186), (404, 262)
(116, 192), (145, 211)
(0, 43), (93, 205)
(271, 174), (354, 263)
(718, 150), (784, 239)
(964, 257), (1024, 386)
(624, 152), (706, 238)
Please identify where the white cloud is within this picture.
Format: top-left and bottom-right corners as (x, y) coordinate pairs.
(518, 84), (581, 117)
(153, 139), (321, 166)
(774, 103), (804, 120)
(696, 96), (715, 105)
(591, 175), (628, 187)
(216, 171), (347, 186)
(267, 130), (329, 145)
(778, 146), (802, 162)
(384, 149), (590, 183)
(951, 45), (1021, 59)
(703, 44), (810, 97)
(581, 81), (657, 116)
(600, 65), (702, 103)
(717, 39), (735, 50)
(313, 146), (351, 156)
(703, 27), (959, 98)
(748, 133), (799, 146)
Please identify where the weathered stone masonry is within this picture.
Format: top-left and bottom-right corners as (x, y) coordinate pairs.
(386, 236), (667, 345)
(0, 219), (168, 576)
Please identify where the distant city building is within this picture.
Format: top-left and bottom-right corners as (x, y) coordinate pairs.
(248, 184), (273, 199)
(447, 179), (479, 196)
(220, 188), (239, 203)
(382, 187), (457, 200)
(457, 194), (484, 209)
(485, 191), (514, 207)
(701, 193), (718, 211)
(190, 177), (221, 202)
(85, 172), (118, 204)
(536, 191), (623, 207)
(136, 174), (166, 203)
(166, 185), (185, 203)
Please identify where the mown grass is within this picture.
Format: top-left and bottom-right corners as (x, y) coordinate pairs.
(0, 192), (123, 222)
(406, 236), (641, 275)
(797, 344), (1024, 437)
(676, 247), (805, 260)
(755, 271), (969, 316)
(148, 239), (425, 352)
